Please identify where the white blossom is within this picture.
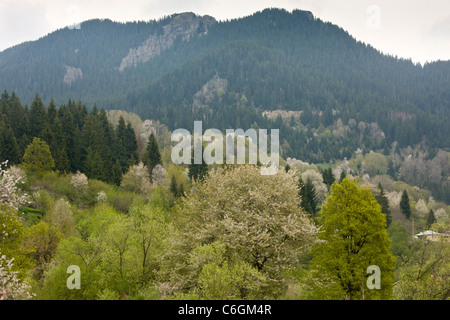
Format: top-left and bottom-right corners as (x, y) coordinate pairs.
(0, 254), (34, 300)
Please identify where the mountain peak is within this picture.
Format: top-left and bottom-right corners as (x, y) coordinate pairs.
(118, 12), (216, 72)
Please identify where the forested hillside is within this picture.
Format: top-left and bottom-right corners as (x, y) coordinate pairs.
(0, 7), (449, 302)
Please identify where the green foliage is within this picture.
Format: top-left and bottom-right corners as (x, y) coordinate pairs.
(299, 177), (318, 218)
(143, 132), (161, 181)
(387, 220), (416, 266)
(426, 209), (436, 228)
(161, 165), (316, 299)
(304, 178), (395, 300)
(374, 183), (392, 227)
(22, 137), (55, 176)
(188, 144), (209, 182)
(393, 226), (450, 300)
(321, 167), (335, 189)
(400, 190), (412, 219)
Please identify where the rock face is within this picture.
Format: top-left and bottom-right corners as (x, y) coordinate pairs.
(119, 12), (216, 72)
(193, 74), (228, 110)
(63, 66), (83, 85)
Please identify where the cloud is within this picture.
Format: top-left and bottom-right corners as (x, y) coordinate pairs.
(429, 15), (450, 39)
(0, 0), (449, 63)
(0, 1), (50, 50)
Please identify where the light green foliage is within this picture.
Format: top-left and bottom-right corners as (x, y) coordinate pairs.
(120, 162), (153, 196)
(37, 202), (168, 299)
(195, 242), (266, 300)
(44, 199), (74, 237)
(303, 178), (395, 300)
(387, 220), (416, 266)
(363, 152), (388, 177)
(393, 223), (450, 300)
(160, 165), (317, 299)
(22, 221), (62, 275)
(22, 138), (55, 176)
(0, 204), (26, 262)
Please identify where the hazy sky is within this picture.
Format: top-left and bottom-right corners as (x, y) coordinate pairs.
(0, 0), (449, 64)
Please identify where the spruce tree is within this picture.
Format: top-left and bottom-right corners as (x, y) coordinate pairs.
(29, 94), (48, 138)
(0, 115), (21, 164)
(115, 116), (128, 172)
(322, 167), (335, 189)
(426, 209), (436, 229)
(169, 175), (179, 198)
(112, 159), (123, 186)
(143, 132), (161, 180)
(374, 183), (392, 227)
(400, 190), (412, 219)
(188, 144), (208, 182)
(125, 122), (138, 168)
(339, 170), (347, 183)
(299, 177), (318, 217)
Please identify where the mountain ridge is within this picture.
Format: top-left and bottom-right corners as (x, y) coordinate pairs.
(0, 8), (449, 162)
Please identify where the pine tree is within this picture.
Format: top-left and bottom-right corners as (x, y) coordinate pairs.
(374, 183), (392, 227)
(400, 190), (411, 219)
(142, 132), (161, 181)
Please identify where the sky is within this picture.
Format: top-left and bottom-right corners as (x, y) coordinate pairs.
(0, 0), (449, 64)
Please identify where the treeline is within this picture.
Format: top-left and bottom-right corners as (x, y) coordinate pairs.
(0, 91), (139, 185)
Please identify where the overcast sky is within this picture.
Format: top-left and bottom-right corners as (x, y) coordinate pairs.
(0, 0), (449, 64)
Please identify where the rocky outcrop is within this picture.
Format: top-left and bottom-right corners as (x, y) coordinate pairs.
(119, 13), (216, 72)
(193, 74), (228, 110)
(63, 66), (83, 85)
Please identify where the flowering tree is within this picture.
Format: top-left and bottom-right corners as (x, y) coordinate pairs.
(0, 161), (28, 211)
(71, 171), (88, 192)
(160, 165), (317, 298)
(0, 254), (34, 300)
(120, 162), (152, 195)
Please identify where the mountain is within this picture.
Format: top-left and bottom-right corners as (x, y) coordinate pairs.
(0, 8), (449, 164)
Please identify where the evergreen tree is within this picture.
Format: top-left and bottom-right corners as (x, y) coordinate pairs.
(114, 116), (128, 172)
(58, 105), (78, 172)
(29, 94), (48, 138)
(111, 159), (123, 186)
(0, 115), (21, 164)
(178, 182), (185, 197)
(299, 177), (318, 217)
(322, 167), (335, 189)
(284, 163), (291, 173)
(426, 209), (436, 229)
(374, 183), (392, 227)
(169, 175), (179, 198)
(339, 170), (347, 183)
(125, 122), (138, 168)
(188, 144), (208, 182)
(400, 190), (412, 219)
(50, 117), (71, 173)
(142, 132), (161, 181)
